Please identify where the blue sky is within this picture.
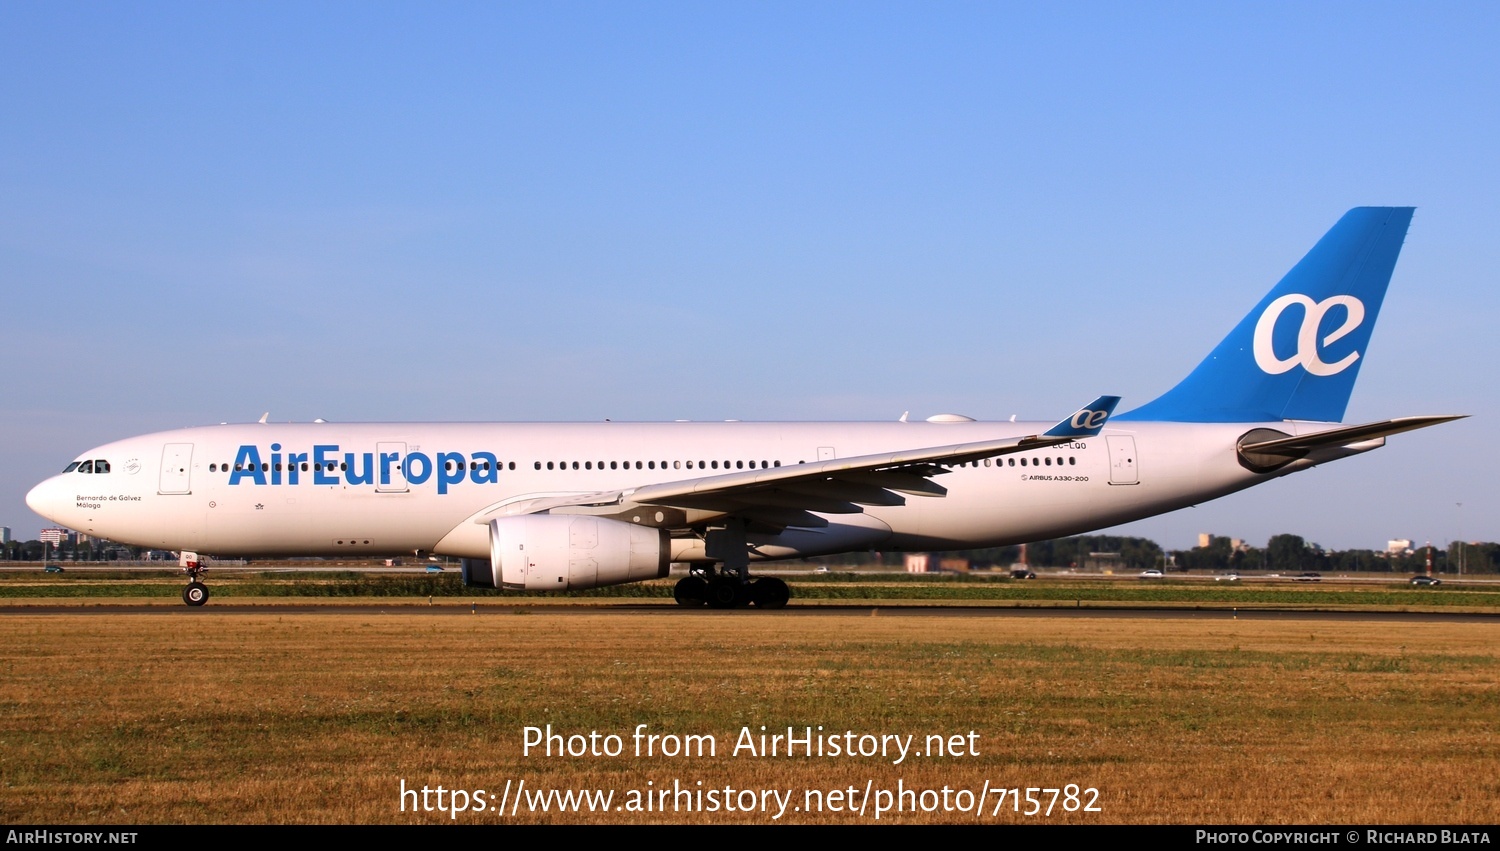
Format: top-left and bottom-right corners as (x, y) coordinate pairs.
(3, 2), (1496, 550)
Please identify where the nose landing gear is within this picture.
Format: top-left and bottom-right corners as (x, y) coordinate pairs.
(180, 558), (210, 607)
(182, 581), (209, 606)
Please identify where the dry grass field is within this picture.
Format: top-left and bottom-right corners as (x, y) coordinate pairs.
(2, 609), (1496, 824)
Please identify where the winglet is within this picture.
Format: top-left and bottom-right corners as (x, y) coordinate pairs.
(1043, 395), (1121, 437)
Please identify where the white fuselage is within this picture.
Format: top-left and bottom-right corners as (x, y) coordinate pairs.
(25, 418), (1330, 562)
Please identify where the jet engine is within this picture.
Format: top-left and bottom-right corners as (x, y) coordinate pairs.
(461, 515), (669, 591)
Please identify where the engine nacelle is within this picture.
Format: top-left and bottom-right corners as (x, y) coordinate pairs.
(461, 515), (669, 591)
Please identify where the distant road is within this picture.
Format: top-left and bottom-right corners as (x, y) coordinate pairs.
(2, 602), (1497, 623)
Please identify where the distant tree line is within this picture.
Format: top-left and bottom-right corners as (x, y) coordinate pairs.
(1171, 534), (1497, 575)
(809, 533), (1498, 575)
(810, 535), (1167, 571)
(1, 538), (158, 562)
(6, 531), (1498, 575)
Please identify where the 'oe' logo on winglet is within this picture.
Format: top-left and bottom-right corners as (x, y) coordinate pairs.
(1070, 409), (1110, 430)
(1252, 294), (1366, 377)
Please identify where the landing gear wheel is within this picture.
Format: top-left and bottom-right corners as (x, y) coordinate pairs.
(182, 582), (210, 607)
(751, 577), (790, 609)
(706, 576), (744, 609)
(674, 575), (708, 607)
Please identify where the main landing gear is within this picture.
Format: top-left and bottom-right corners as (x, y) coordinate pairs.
(673, 568), (790, 609)
(672, 517), (790, 609)
(181, 562), (210, 607)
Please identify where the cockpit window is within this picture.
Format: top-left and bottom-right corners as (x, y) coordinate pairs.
(78, 460), (94, 473)
(94, 460), (110, 473)
(64, 461), (81, 473)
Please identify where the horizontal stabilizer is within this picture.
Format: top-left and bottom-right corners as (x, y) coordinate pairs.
(1240, 415), (1465, 457)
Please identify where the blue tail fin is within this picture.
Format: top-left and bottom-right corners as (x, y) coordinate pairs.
(1118, 207), (1414, 423)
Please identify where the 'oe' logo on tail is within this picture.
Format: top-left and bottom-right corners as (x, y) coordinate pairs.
(1252, 294), (1366, 377)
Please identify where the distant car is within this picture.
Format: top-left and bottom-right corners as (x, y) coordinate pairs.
(1293, 572), (1322, 582)
(1010, 569), (1036, 579)
(424, 565), (445, 573)
(812, 566), (830, 574)
(1215, 572), (1240, 582)
(1410, 575), (1442, 586)
(43, 565), (64, 574)
(1140, 569), (1164, 578)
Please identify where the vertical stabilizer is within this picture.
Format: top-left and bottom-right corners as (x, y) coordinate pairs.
(1119, 206), (1414, 423)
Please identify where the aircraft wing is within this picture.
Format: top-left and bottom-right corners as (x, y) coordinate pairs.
(496, 396), (1119, 529)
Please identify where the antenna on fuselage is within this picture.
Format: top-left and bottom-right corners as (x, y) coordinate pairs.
(258, 412), (269, 424)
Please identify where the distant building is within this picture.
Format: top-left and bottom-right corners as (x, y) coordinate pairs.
(38, 528), (64, 545)
(938, 558), (971, 573)
(1387, 539), (1414, 555)
(904, 553), (931, 574)
(0, 527), (10, 545)
(1197, 533), (1249, 552)
(1085, 552), (1123, 571)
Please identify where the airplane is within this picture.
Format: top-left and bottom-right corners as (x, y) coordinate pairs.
(25, 206), (1461, 608)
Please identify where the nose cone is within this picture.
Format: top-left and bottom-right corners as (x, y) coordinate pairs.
(26, 477), (65, 524)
